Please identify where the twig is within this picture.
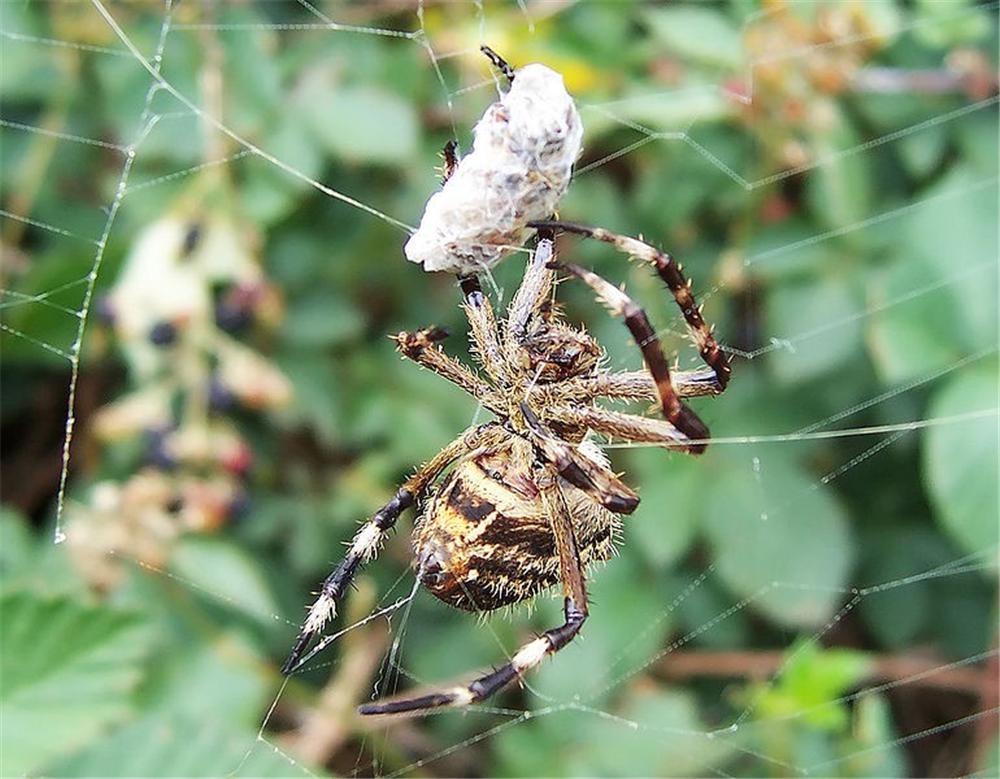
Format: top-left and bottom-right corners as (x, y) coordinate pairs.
(654, 649), (994, 694)
(969, 642), (999, 773)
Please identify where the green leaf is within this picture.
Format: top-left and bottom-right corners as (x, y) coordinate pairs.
(766, 275), (864, 383)
(572, 689), (735, 776)
(0, 592), (151, 775)
(955, 112), (999, 174)
(897, 126), (948, 179)
(171, 537), (280, 625)
(48, 711), (317, 777)
(923, 363), (999, 559)
(300, 75), (419, 164)
(219, 7), (282, 131)
(703, 452), (853, 627)
(281, 291), (365, 347)
(594, 87), (733, 135)
(142, 634), (271, 728)
(857, 528), (945, 649)
(0, 506), (34, 581)
(626, 450), (702, 567)
(806, 100), (872, 234)
(0, 4), (63, 101)
(913, 0), (991, 48)
(780, 640), (871, 731)
(644, 7), (742, 70)
(847, 694), (907, 777)
(868, 169), (998, 383)
(240, 120), (323, 226)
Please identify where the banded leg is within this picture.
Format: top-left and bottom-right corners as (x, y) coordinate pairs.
(548, 262), (710, 454)
(460, 275), (510, 385)
(520, 402), (639, 514)
(391, 327), (503, 416)
(281, 429), (488, 675)
(529, 220), (731, 390)
(358, 478), (587, 715)
(480, 45), (515, 84)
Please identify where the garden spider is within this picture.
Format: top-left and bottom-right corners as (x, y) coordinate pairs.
(281, 224), (731, 715)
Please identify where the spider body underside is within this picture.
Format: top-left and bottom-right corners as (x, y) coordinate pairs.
(282, 225), (731, 716)
(415, 433), (620, 612)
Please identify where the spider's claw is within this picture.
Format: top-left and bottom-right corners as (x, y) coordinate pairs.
(280, 630), (315, 675)
(425, 326), (450, 342)
(392, 327), (451, 358)
(675, 404), (710, 455)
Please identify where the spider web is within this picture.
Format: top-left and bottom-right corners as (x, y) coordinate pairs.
(1, 1), (997, 777)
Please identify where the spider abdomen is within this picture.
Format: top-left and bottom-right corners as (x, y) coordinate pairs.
(414, 441), (619, 612)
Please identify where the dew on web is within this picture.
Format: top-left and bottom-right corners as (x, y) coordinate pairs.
(1, 0), (997, 777)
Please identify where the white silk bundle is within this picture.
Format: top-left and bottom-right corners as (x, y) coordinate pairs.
(405, 64), (583, 274)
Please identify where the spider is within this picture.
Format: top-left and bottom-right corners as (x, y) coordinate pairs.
(281, 223), (731, 714)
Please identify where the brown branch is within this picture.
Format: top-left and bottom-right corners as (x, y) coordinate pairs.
(969, 643), (999, 773)
(654, 649), (995, 695)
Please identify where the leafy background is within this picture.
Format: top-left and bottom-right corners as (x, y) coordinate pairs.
(1, 1), (997, 777)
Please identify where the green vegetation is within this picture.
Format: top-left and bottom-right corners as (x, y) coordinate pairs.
(1, 1), (996, 776)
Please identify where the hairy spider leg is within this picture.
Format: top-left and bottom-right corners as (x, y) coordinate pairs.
(459, 275), (511, 385)
(359, 477), (589, 715)
(281, 430), (489, 675)
(530, 220), (731, 391)
(391, 327), (503, 415)
(480, 45), (515, 84)
(519, 403), (639, 514)
(546, 404), (689, 448)
(530, 369), (723, 408)
(505, 230), (556, 350)
(548, 260), (710, 453)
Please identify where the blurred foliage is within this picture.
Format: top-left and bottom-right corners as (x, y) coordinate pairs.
(1, 1), (998, 777)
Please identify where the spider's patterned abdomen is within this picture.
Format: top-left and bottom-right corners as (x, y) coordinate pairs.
(413, 438), (619, 611)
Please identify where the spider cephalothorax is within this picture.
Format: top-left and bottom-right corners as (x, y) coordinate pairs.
(281, 225), (730, 715)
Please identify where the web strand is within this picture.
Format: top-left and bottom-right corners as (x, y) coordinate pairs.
(4, 2), (996, 776)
